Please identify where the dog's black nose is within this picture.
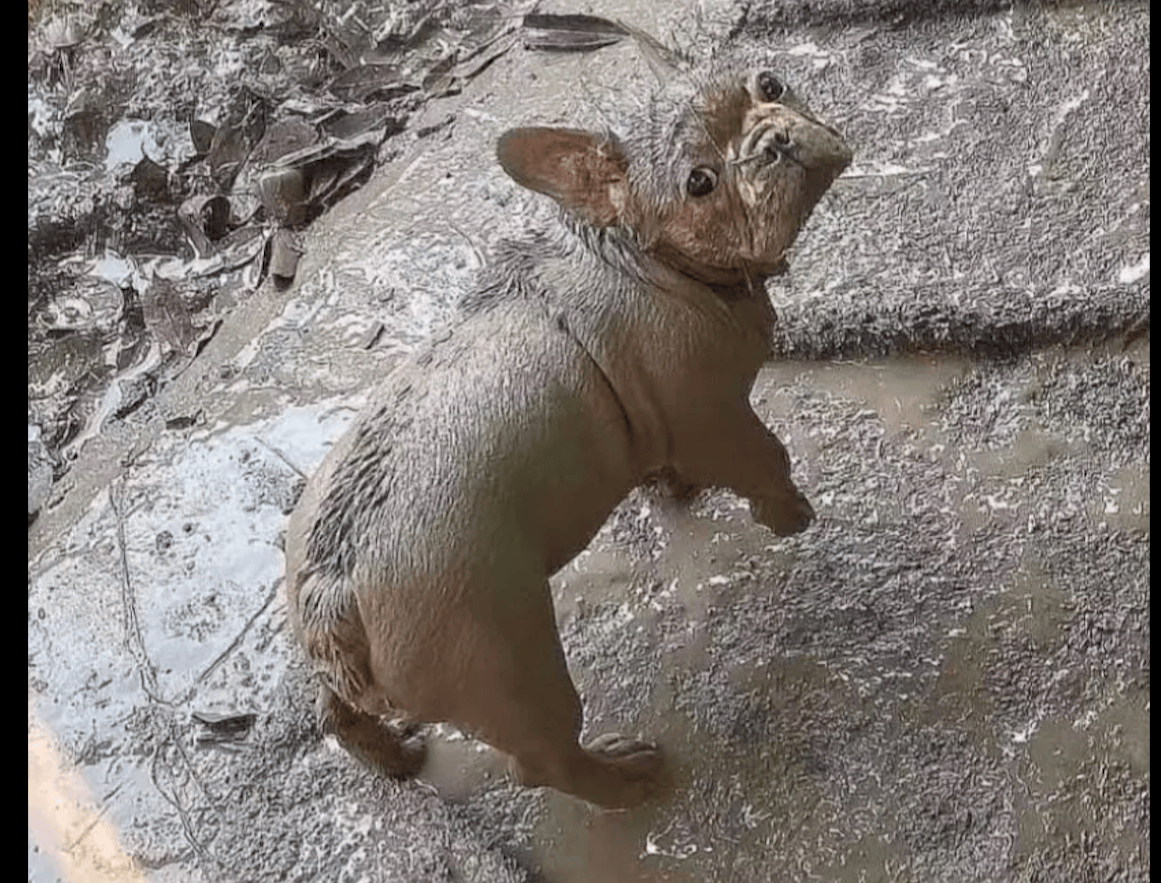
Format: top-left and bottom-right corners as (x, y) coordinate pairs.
(765, 130), (795, 163)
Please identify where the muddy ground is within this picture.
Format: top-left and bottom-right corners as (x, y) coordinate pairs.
(28, 0), (1148, 882)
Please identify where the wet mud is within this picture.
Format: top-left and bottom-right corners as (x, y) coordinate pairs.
(29, 342), (1148, 883)
(29, 0), (1148, 881)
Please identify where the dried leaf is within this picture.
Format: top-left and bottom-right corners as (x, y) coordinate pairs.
(317, 102), (403, 141)
(207, 124), (249, 189)
(521, 13), (628, 52)
(269, 228), (304, 284)
(165, 410), (202, 430)
(192, 710), (257, 741)
(451, 30), (518, 81)
(358, 320), (385, 350)
(330, 63), (415, 102)
(130, 154), (170, 202)
(142, 279), (198, 357)
(308, 149), (375, 209)
(212, 225), (268, 274)
(178, 195), (231, 257)
(249, 118), (319, 166)
(112, 373), (157, 420)
(227, 192), (263, 227)
(422, 71), (460, 99)
(189, 118), (216, 156)
(258, 167), (306, 225)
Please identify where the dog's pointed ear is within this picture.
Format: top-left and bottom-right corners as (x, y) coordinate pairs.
(497, 127), (628, 227)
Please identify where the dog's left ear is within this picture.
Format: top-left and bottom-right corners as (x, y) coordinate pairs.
(497, 127), (628, 227)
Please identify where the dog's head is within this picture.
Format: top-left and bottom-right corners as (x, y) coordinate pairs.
(497, 37), (852, 286)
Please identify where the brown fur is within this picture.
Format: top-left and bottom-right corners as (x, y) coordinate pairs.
(285, 47), (851, 808)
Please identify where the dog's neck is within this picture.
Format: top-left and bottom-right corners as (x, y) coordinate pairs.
(650, 241), (788, 300)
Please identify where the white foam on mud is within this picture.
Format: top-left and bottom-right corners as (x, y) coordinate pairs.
(1117, 253), (1149, 284)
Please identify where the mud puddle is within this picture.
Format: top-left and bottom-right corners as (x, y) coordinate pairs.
(408, 340), (1149, 883)
(28, 340), (1147, 882)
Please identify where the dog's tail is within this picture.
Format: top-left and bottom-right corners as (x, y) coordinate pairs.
(292, 566), (380, 712)
(291, 565), (426, 777)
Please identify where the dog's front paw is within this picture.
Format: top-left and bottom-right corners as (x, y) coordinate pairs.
(752, 490), (815, 536)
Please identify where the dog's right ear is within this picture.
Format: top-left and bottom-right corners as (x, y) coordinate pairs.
(497, 127), (629, 228)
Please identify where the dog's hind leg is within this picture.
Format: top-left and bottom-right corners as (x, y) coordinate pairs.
(456, 580), (667, 809)
(317, 684), (426, 778)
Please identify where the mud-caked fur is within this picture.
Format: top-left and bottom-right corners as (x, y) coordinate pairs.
(285, 38), (851, 808)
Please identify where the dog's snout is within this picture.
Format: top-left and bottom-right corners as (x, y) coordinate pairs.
(755, 117), (852, 177)
(762, 129), (796, 164)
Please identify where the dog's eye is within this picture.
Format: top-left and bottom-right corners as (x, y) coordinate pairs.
(757, 71), (785, 102)
(686, 167), (717, 197)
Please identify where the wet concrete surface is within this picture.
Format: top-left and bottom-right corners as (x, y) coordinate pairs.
(29, 1), (1148, 881)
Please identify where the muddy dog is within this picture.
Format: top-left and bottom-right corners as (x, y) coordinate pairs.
(285, 37), (851, 808)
